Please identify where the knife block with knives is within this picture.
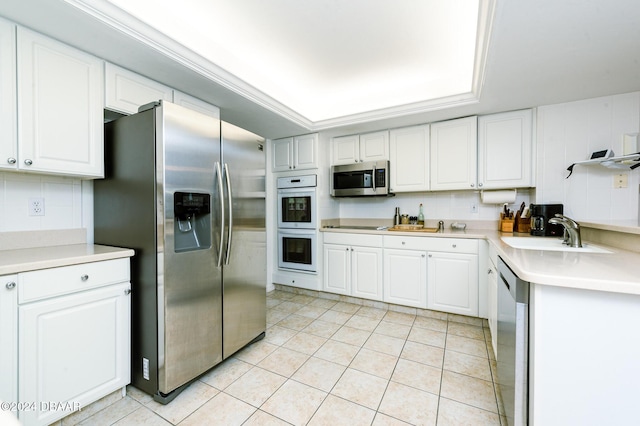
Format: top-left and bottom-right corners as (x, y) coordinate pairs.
(499, 213), (514, 232)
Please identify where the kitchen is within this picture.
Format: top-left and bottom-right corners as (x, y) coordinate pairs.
(1, 1), (640, 425)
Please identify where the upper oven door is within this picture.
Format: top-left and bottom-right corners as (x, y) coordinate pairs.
(277, 187), (316, 229)
(331, 160), (389, 197)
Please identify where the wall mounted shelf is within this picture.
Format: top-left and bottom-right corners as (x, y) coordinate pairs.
(566, 152), (640, 178)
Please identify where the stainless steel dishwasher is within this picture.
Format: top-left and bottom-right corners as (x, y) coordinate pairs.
(497, 257), (529, 426)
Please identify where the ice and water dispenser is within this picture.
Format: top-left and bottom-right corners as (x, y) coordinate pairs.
(173, 191), (212, 252)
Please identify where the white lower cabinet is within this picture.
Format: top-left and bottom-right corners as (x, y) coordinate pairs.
(0, 274), (18, 416)
(383, 248), (427, 308)
(323, 233), (383, 301)
(427, 252), (478, 316)
(14, 258), (131, 426)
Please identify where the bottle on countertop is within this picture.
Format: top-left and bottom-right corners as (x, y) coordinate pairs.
(417, 203), (424, 226)
(393, 207), (400, 226)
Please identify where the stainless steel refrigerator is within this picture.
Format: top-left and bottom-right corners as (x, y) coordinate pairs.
(94, 101), (266, 403)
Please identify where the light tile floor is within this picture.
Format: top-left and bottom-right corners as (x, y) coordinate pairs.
(58, 289), (506, 426)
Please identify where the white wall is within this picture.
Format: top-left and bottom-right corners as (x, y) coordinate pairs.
(0, 172), (92, 237)
(536, 92), (640, 222)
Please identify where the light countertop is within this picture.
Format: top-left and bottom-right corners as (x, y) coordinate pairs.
(321, 226), (640, 296)
(0, 244), (135, 275)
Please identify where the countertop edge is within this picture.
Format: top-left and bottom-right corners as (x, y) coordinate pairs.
(0, 244), (135, 276)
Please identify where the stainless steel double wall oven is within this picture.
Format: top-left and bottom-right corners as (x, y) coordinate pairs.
(277, 175), (318, 273)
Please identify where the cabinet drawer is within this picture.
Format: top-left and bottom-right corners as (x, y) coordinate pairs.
(323, 232), (383, 247)
(383, 236), (478, 254)
(19, 258), (130, 303)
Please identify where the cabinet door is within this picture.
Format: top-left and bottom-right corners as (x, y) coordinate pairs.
(332, 134), (359, 165)
(359, 131), (389, 163)
(427, 252), (478, 316)
(294, 133), (318, 170)
(19, 282), (130, 426)
(173, 91), (220, 118)
(478, 109), (533, 189)
(323, 244), (351, 295)
(105, 63), (173, 115)
(352, 246), (383, 301)
(0, 275), (18, 414)
(389, 124), (430, 192)
(17, 27), (104, 178)
(272, 137), (293, 171)
(0, 18), (17, 171)
(430, 116), (477, 191)
(383, 249), (427, 308)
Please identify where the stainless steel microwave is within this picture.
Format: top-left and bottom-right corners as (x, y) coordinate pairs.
(330, 160), (390, 197)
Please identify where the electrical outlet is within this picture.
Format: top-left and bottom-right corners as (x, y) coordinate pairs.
(470, 202), (478, 214)
(29, 197), (45, 216)
(614, 173), (628, 189)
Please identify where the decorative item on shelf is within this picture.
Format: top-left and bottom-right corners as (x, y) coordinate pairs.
(566, 148), (640, 178)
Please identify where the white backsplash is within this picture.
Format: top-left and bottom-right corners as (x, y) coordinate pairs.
(536, 92), (640, 222)
(336, 189), (531, 225)
(0, 172), (90, 235)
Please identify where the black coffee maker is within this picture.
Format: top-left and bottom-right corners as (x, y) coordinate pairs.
(530, 204), (564, 236)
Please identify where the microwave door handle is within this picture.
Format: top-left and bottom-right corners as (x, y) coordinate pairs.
(372, 166), (377, 192)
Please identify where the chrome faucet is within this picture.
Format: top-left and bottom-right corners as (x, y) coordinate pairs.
(548, 214), (582, 248)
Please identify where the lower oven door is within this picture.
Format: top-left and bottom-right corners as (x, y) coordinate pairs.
(278, 229), (317, 273)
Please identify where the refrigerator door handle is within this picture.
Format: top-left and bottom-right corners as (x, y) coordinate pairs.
(224, 163), (233, 265)
(215, 162), (225, 268)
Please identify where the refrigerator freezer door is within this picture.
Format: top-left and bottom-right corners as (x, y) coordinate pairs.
(159, 102), (222, 394)
(221, 122), (267, 358)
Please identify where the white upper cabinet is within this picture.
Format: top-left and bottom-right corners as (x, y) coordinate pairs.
(17, 27), (104, 178)
(105, 63), (173, 115)
(430, 116), (478, 191)
(0, 18), (17, 172)
(272, 133), (318, 172)
(478, 109), (533, 189)
(332, 131), (389, 165)
(389, 124), (430, 192)
(173, 91), (220, 118)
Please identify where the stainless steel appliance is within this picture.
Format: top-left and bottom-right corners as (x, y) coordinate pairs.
(529, 203), (564, 236)
(94, 101), (266, 403)
(277, 174), (318, 272)
(497, 257), (529, 426)
(330, 160), (390, 197)
(277, 174), (317, 229)
(278, 228), (317, 272)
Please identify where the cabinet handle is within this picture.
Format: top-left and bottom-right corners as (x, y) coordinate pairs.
(345, 247), (349, 251)
(5, 281), (16, 290)
(401, 241), (406, 245)
(7, 157), (16, 165)
(124, 288), (131, 295)
(488, 269), (493, 275)
(350, 248), (354, 251)
(452, 244), (457, 248)
(478, 182), (483, 187)
(470, 183), (475, 188)
(80, 274), (89, 281)
(24, 159), (33, 166)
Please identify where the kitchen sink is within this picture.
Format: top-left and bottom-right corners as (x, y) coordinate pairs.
(500, 236), (612, 253)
